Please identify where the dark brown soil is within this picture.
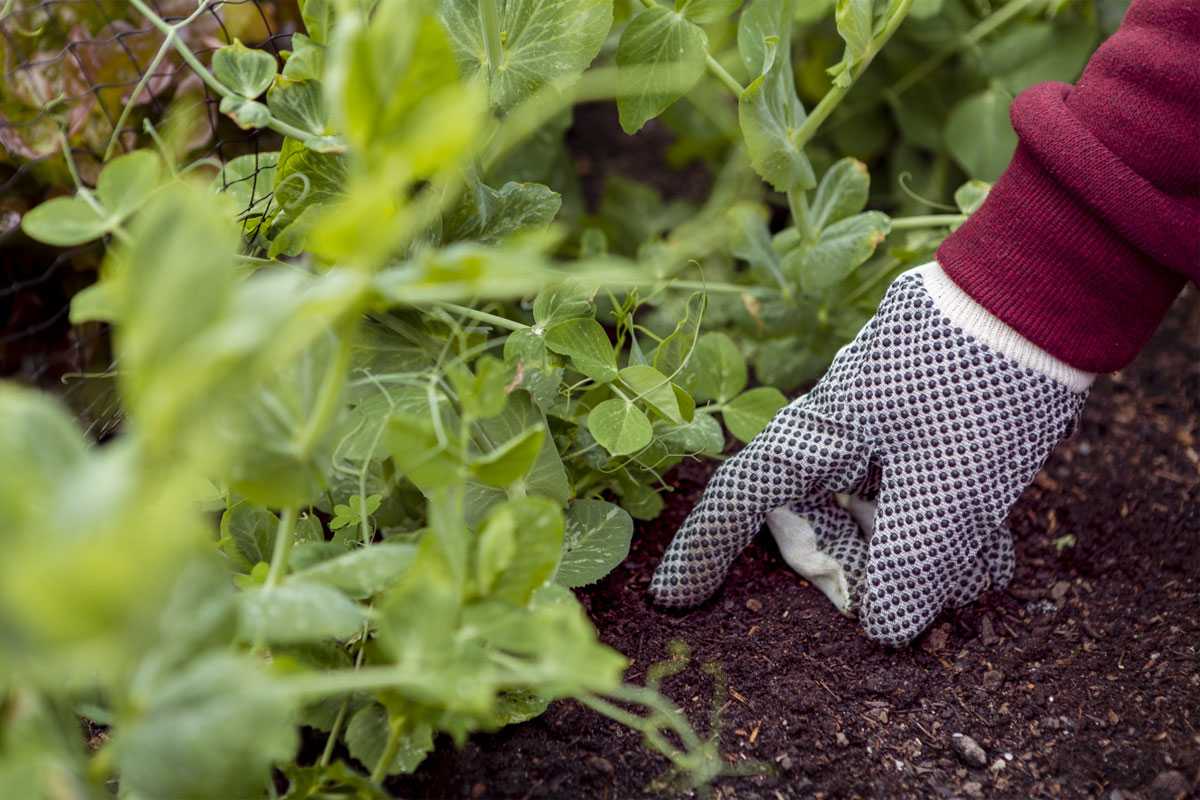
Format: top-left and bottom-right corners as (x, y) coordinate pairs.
(392, 297), (1200, 800)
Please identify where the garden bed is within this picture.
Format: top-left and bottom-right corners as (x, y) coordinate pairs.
(393, 298), (1200, 799)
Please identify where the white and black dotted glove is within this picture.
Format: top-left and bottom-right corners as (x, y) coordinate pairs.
(649, 263), (1094, 646)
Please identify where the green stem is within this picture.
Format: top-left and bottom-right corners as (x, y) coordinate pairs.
(705, 53), (744, 97)
(264, 507), (299, 590)
(787, 188), (817, 244)
(371, 718), (405, 783)
(889, 213), (965, 230)
(434, 302), (529, 332)
(103, 0), (210, 162)
(645, 280), (776, 296)
(889, 0), (1039, 99)
(128, 0), (319, 144)
(790, 0), (914, 152)
(294, 334), (354, 456)
(479, 0), (504, 81)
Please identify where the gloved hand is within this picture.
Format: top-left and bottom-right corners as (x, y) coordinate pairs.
(649, 262), (1093, 645)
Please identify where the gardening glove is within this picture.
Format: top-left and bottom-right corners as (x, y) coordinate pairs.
(649, 262), (1094, 646)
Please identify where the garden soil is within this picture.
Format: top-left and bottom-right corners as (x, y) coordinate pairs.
(390, 109), (1200, 800)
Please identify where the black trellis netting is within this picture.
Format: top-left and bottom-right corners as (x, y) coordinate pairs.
(1, 0), (297, 433)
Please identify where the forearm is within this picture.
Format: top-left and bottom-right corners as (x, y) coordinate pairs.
(938, 0), (1200, 373)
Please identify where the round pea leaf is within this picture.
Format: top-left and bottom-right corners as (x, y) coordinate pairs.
(722, 387), (787, 443)
(555, 499), (634, 588)
(587, 398), (653, 456)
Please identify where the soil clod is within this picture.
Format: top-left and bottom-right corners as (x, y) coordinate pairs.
(950, 733), (988, 769)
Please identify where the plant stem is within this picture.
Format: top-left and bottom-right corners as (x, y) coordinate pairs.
(128, 0), (318, 144)
(634, 0), (743, 96)
(264, 507), (299, 590)
(705, 53), (744, 97)
(889, 213), (966, 230)
(434, 302), (528, 332)
(787, 188), (817, 243)
(640, 279), (776, 297)
(371, 718), (405, 783)
(789, 0), (914, 152)
(104, 1), (211, 162)
(889, 0), (1039, 99)
(295, 334), (354, 456)
(479, 0), (504, 82)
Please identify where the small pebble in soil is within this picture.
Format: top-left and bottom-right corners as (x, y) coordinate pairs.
(745, 598), (763, 613)
(982, 670), (1004, 691)
(585, 756), (614, 776)
(950, 733), (988, 769)
(1147, 770), (1191, 800)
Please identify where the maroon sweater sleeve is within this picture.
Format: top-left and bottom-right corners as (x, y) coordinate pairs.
(936, 0), (1200, 373)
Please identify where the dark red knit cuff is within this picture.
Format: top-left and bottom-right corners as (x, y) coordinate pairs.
(938, 89), (1188, 373)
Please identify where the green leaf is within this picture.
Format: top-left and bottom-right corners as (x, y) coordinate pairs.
(481, 496), (565, 604)
(679, 0), (742, 24)
(544, 318), (618, 383)
(274, 136), (347, 218)
(737, 0), (814, 191)
(834, 0), (873, 62)
(444, 179), (561, 243)
(117, 183), (240, 428)
(556, 499), (633, 588)
(328, 3), (475, 161)
(785, 210), (890, 293)
(587, 398), (653, 457)
(954, 179), (990, 215)
(532, 282), (594, 327)
(723, 387), (787, 442)
(115, 654), (298, 800)
(220, 501), (279, 571)
(219, 96), (272, 129)
(96, 150), (161, 220)
(661, 410), (725, 455)
(619, 364), (684, 424)
(448, 354), (510, 419)
(293, 543), (417, 600)
(21, 196), (111, 246)
(238, 582), (369, 644)
(440, 0), (613, 112)
(283, 32), (326, 82)
(468, 391), (570, 523)
(267, 78), (328, 138)
(470, 425), (545, 488)
(345, 704), (434, 776)
(945, 89), (1017, 182)
(299, 0), (335, 44)
(281, 763), (389, 799)
(981, 21), (1096, 95)
(651, 292), (704, 378)
(221, 333), (345, 509)
(681, 331), (746, 403)
(68, 281), (119, 324)
(728, 204), (784, 288)
(213, 40), (278, 98)
(386, 412), (463, 491)
(617, 476), (664, 520)
(476, 509), (517, 594)
(810, 157), (869, 231)
(616, 5), (708, 135)
(214, 151), (279, 219)
(0, 386), (88, 528)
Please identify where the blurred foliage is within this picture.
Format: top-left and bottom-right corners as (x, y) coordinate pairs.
(2, 0), (1124, 795)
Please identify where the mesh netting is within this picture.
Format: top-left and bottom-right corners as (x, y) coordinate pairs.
(1, 0), (296, 434)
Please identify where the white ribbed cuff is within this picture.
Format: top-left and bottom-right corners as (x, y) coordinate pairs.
(913, 262), (1095, 392)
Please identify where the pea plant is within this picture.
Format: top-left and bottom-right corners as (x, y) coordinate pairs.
(3, 0), (1113, 795)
